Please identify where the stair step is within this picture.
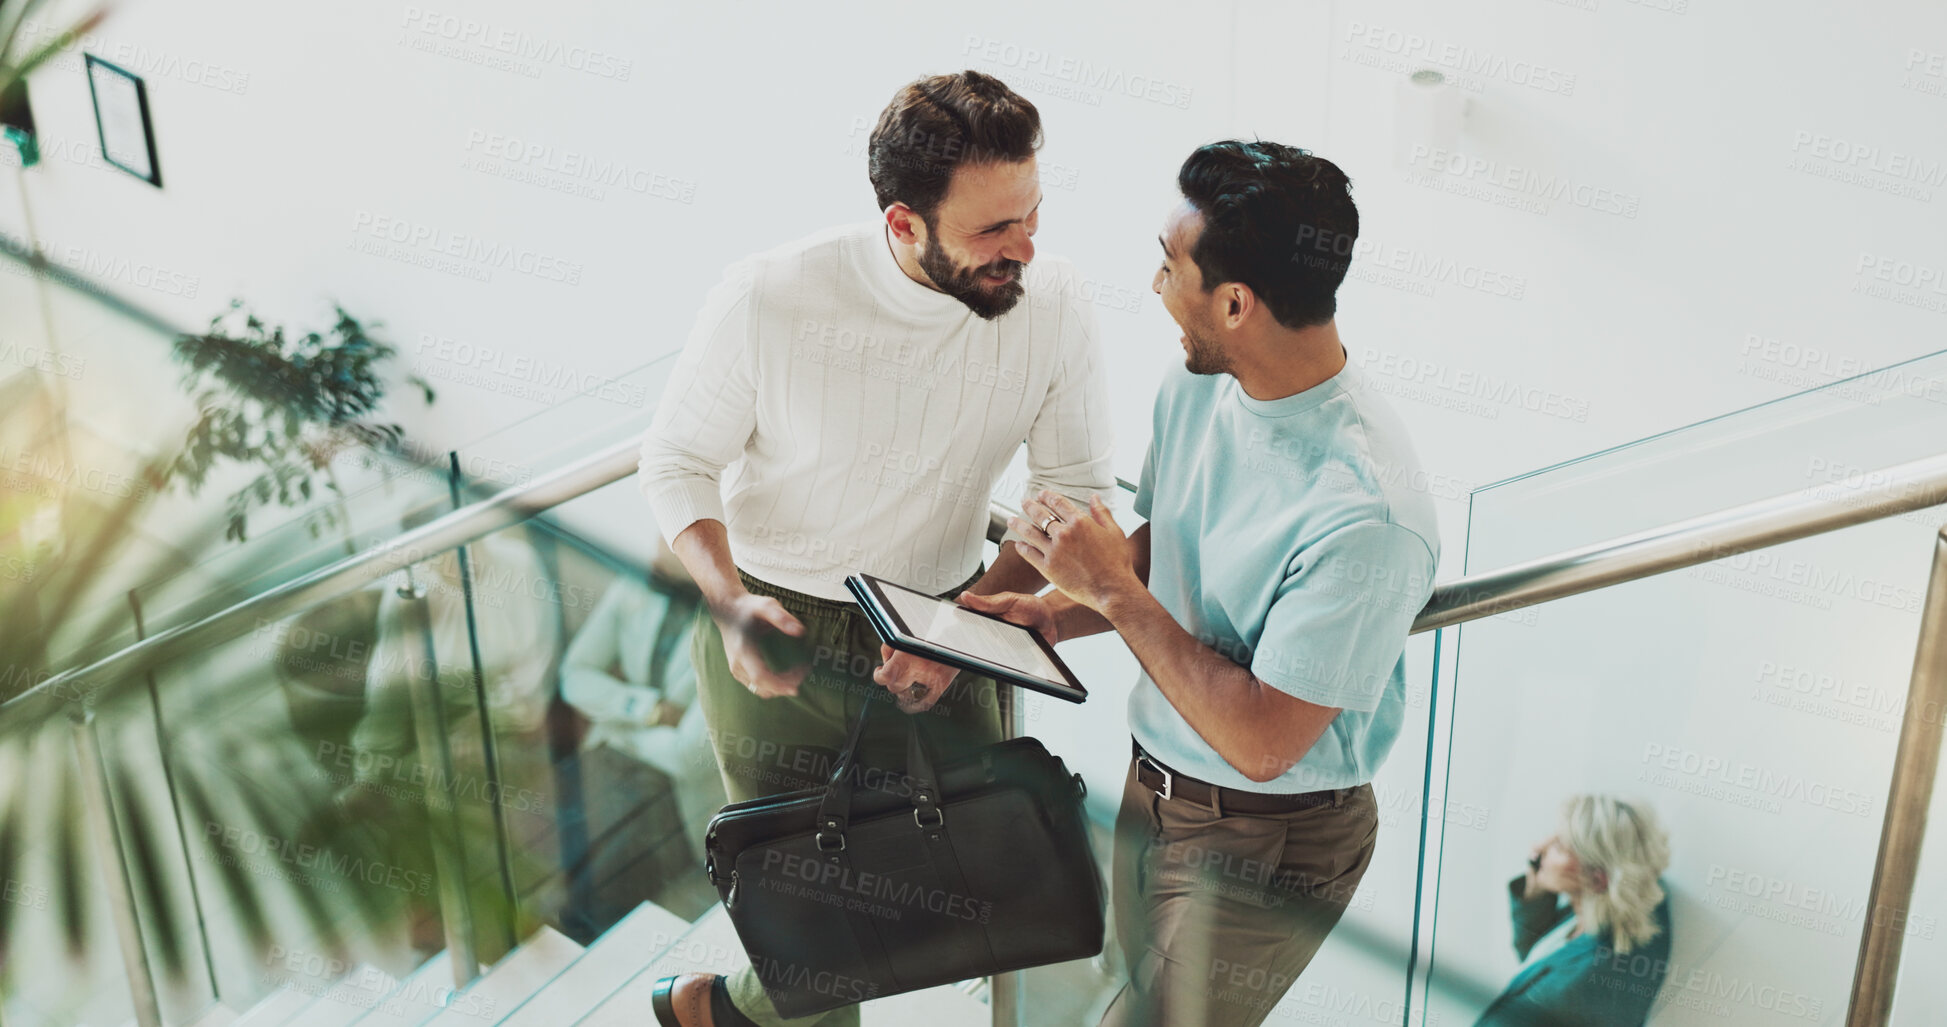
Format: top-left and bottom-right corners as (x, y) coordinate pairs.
(186, 1004), (240, 1027)
(578, 910), (744, 1026)
(342, 951), (457, 1027)
(231, 986), (314, 1027)
(419, 926), (583, 1027)
(283, 964), (402, 1027)
(860, 982), (990, 1025)
(501, 902), (692, 1026)
(578, 906), (990, 1025)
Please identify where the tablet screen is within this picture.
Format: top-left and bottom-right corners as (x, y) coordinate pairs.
(878, 584), (1065, 682)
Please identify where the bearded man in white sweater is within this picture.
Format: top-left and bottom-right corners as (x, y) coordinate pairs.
(639, 70), (1115, 1027)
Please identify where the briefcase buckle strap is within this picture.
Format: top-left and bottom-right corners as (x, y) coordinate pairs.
(816, 819), (847, 855)
(911, 786), (947, 831)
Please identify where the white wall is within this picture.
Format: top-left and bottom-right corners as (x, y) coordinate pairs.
(5, 0), (1947, 1022)
(8, 0), (1945, 559)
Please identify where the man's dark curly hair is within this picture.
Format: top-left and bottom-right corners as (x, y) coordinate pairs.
(1177, 140), (1358, 330)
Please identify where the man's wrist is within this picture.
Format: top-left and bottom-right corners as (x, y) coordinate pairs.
(1095, 577), (1154, 627)
(1038, 603), (1068, 647)
(703, 584), (751, 623)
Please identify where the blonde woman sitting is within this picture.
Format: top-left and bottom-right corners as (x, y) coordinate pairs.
(1475, 796), (1673, 1027)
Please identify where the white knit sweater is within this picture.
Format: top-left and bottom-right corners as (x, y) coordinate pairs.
(638, 221), (1115, 601)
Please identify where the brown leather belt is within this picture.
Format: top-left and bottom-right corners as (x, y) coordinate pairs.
(1133, 740), (1341, 815)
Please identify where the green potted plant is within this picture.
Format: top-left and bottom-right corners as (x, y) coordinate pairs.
(167, 300), (436, 550)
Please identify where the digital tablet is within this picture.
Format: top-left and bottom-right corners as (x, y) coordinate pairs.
(845, 573), (1088, 704)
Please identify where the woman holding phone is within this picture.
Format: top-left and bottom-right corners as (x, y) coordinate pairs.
(1474, 796), (1674, 1027)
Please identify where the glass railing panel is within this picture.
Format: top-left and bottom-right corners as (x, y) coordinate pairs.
(0, 240), (52, 371)
(1425, 352), (1947, 1026)
(1464, 348), (1947, 565)
(442, 353), (708, 948)
(449, 485), (718, 953)
(443, 354), (674, 495)
(1276, 628), (1443, 1027)
(101, 688), (226, 1026)
(125, 352), (678, 648)
(0, 684), (217, 1026)
(1427, 531), (1927, 1026)
(125, 461), (460, 643)
(4, 338), (678, 1014)
(142, 548), (509, 1012)
(0, 236), (478, 665)
(445, 356), (674, 580)
(5, 407), (179, 680)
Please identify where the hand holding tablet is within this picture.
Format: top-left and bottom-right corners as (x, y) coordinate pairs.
(846, 573), (1089, 703)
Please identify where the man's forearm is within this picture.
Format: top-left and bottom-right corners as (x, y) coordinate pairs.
(1101, 589), (1311, 782)
(668, 519), (746, 616)
(1102, 591), (1258, 736)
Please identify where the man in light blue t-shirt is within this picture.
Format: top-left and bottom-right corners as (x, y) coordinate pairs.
(961, 141), (1439, 1027)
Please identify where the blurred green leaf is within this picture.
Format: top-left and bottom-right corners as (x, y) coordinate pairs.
(1, 6), (105, 99)
(174, 761), (274, 954)
(112, 749), (186, 979)
(56, 742), (88, 958)
(0, 761), (21, 967)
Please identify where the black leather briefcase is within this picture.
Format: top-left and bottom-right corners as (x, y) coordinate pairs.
(703, 696), (1104, 1017)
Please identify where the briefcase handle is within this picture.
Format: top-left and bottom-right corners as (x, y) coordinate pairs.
(811, 694), (944, 857)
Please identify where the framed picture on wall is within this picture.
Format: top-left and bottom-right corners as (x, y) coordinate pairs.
(84, 54), (160, 187)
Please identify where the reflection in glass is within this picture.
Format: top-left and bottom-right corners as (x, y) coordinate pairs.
(1474, 796), (1672, 1026)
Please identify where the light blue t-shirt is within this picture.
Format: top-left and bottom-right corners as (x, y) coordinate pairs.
(1130, 356), (1439, 793)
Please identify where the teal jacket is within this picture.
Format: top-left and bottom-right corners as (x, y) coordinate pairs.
(1472, 875), (1672, 1027)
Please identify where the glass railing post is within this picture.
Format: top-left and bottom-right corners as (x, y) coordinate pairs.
(447, 451), (521, 953)
(127, 591), (220, 1004)
(396, 569), (482, 990)
(1846, 525), (1947, 1027)
(68, 707), (162, 1027)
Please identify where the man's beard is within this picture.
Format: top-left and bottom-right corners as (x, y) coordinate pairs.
(918, 232), (1027, 321)
(1182, 320), (1232, 376)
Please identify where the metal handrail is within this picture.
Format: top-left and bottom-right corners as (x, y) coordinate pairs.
(6, 437), (640, 714)
(18, 433), (1947, 716)
(1413, 452), (1947, 633)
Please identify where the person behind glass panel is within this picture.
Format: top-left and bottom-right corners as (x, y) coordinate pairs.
(558, 544), (725, 918)
(336, 502), (562, 953)
(1474, 795), (1673, 1027)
